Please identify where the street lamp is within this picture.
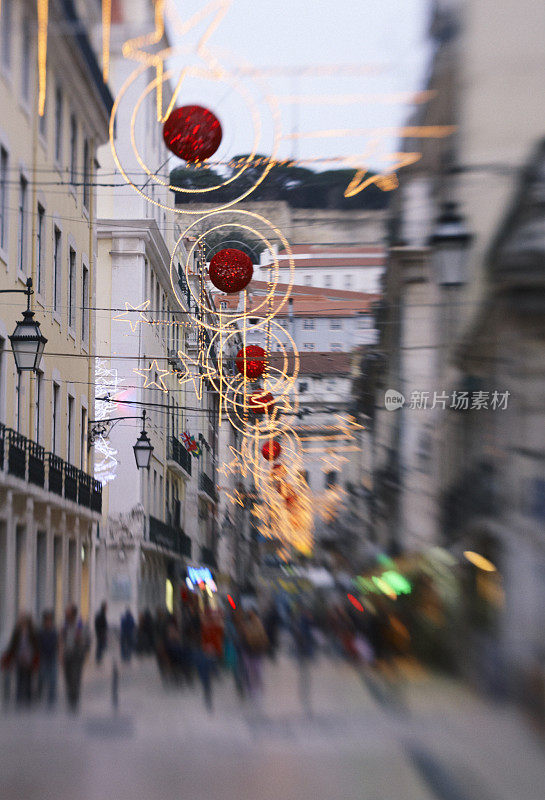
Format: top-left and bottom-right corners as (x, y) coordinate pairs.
(89, 409), (153, 470)
(429, 201), (472, 285)
(133, 412), (153, 470)
(0, 277), (47, 372)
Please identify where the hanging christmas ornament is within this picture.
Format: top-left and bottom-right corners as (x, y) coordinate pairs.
(262, 440), (281, 461)
(236, 345), (266, 379)
(248, 391), (275, 414)
(209, 248), (253, 294)
(162, 105), (222, 162)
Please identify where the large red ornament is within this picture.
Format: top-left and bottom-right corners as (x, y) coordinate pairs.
(209, 249), (253, 294)
(162, 105), (222, 162)
(261, 440), (281, 461)
(236, 345), (265, 379)
(248, 391), (275, 415)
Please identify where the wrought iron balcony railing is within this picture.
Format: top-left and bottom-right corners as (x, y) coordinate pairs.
(0, 427), (101, 513)
(149, 515), (192, 557)
(168, 436), (192, 476)
(199, 471), (217, 501)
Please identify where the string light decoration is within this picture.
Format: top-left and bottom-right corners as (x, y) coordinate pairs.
(248, 391), (275, 415)
(208, 248), (253, 294)
(163, 105), (222, 162)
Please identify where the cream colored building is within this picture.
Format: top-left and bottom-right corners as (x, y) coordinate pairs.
(0, 0), (112, 644)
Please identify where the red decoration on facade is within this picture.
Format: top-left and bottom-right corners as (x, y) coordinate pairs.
(248, 391), (275, 414)
(261, 440), (281, 461)
(236, 345), (266, 379)
(209, 249), (253, 294)
(162, 105), (222, 162)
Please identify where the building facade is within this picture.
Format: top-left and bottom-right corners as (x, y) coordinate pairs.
(0, 0), (112, 643)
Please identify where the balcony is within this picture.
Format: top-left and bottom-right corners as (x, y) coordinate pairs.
(0, 427), (101, 514)
(441, 460), (498, 539)
(200, 545), (217, 569)
(199, 471), (217, 502)
(167, 436), (192, 476)
(149, 515), (191, 557)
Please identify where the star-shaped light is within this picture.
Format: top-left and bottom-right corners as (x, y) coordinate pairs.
(133, 359), (173, 392)
(113, 300), (151, 333)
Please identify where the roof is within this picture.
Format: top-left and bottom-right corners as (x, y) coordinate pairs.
(269, 352), (353, 376)
(249, 281), (378, 301)
(217, 283), (380, 317)
(279, 244), (385, 255)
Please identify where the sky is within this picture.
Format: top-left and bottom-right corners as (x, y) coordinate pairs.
(170, 0), (432, 172)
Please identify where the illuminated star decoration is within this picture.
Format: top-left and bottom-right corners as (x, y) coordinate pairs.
(133, 359), (173, 392)
(174, 348), (216, 401)
(113, 300), (151, 333)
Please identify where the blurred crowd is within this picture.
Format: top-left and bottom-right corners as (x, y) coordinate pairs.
(0, 589), (413, 715)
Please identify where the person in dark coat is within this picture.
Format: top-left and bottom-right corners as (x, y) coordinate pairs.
(37, 610), (58, 707)
(61, 605), (90, 712)
(1, 613), (40, 706)
(94, 601), (108, 664)
(120, 608), (135, 662)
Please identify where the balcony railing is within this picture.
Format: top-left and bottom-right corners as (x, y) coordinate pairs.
(149, 515), (191, 557)
(168, 436), (192, 476)
(0, 427), (101, 513)
(199, 471), (217, 501)
(441, 460), (498, 539)
(200, 545), (217, 569)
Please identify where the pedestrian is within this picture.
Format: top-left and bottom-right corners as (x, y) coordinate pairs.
(120, 607), (135, 662)
(241, 609), (269, 700)
(1, 613), (40, 706)
(94, 601), (108, 664)
(61, 605), (90, 712)
(291, 605), (316, 715)
(264, 600), (281, 660)
(37, 610), (58, 707)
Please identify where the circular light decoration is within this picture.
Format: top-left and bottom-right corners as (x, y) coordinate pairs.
(162, 105), (222, 162)
(262, 440), (281, 461)
(248, 391), (275, 415)
(236, 345), (266, 380)
(209, 248), (253, 294)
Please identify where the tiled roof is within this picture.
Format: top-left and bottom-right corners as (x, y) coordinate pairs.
(269, 351), (353, 375)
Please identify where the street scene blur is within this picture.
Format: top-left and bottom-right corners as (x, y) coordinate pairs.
(0, 1), (544, 798)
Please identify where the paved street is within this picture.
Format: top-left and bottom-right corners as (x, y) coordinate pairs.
(0, 652), (543, 800)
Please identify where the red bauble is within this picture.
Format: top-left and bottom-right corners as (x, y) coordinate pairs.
(236, 345), (265, 379)
(162, 105), (222, 162)
(262, 440), (281, 461)
(248, 391), (275, 414)
(209, 249), (253, 294)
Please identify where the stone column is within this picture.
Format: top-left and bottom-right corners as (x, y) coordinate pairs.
(44, 506), (54, 611)
(24, 497), (35, 615)
(4, 491), (16, 640)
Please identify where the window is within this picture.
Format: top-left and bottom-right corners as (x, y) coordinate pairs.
(54, 85), (63, 164)
(1, 0), (12, 69)
(36, 204), (45, 294)
(82, 138), (90, 209)
(303, 319), (314, 330)
(357, 315), (372, 329)
(0, 337), (4, 422)
(304, 275), (313, 286)
(69, 115), (77, 186)
(325, 471), (337, 488)
(34, 371), (43, 443)
(67, 396), (74, 463)
(68, 248), (76, 329)
(53, 227), (61, 312)
(299, 381), (308, 394)
(331, 343), (343, 352)
(52, 383), (60, 453)
(0, 147), (7, 251)
(17, 176), (28, 275)
(81, 264), (89, 343)
(324, 274), (332, 288)
(21, 14), (31, 102)
(344, 274), (353, 290)
(15, 372), (21, 432)
(80, 407), (87, 470)
(330, 319), (342, 329)
(303, 343), (315, 351)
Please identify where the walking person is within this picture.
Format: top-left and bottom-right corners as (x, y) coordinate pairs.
(120, 608), (135, 663)
(1, 613), (40, 707)
(291, 604), (316, 716)
(241, 609), (269, 702)
(37, 610), (58, 708)
(94, 601), (108, 664)
(61, 605), (90, 712)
